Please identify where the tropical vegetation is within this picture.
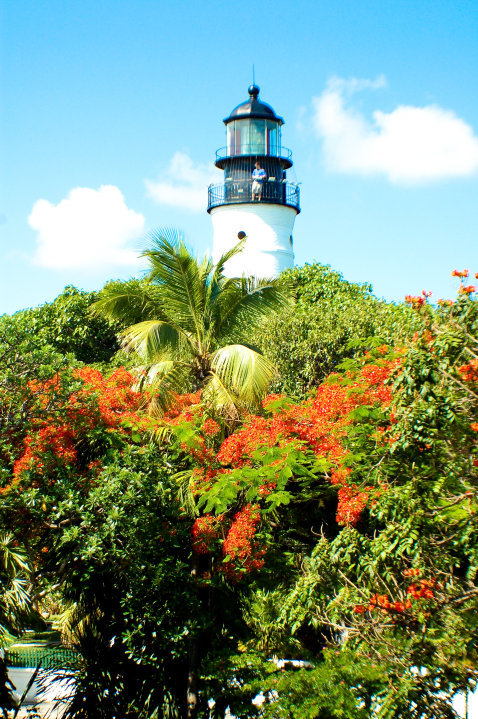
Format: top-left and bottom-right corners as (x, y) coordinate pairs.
(0, 234), (476, 718)
(91, 229), (289, 414)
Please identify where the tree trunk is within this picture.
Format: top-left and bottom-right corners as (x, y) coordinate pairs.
(186, 640), (199, 719)
(187, 550), (200, 718)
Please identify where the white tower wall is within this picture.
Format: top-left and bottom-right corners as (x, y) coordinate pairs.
(211, 203), (296, 278)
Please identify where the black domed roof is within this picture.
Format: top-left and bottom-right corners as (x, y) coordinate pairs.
(224, 85), (284, 125)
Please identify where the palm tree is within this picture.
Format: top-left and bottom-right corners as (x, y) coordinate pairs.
(0, 534), (30, 714)
(0, 534), (30, 646)
(92, 229), (290, 414)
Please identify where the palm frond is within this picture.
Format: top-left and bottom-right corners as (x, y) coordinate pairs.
(141, 230), (210, 344)
(3, 578), (30, 611)
(214, 276), (292, 341)
(202, 370), (241, 414)
(139, 360), (192, 415)
(120, 320), (183, 362)
(172, 470), (198, 517)
(0, 536), (30, 639)
(150, 423), (173, 443)
(91, 279), (166, 326)
(203, 240), (247, 339)
(209, 239), (246, 284)
(0, 535), (30, 574)
(210, 344), (277, 407)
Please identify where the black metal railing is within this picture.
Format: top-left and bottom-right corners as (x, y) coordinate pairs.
(215, 145), (293, 162)
(207, 179), (300, 212)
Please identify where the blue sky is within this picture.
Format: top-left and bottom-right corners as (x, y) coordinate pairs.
(1, 0), (477, 314)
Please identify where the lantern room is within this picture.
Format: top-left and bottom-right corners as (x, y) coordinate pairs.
(224, 84), (283, 158)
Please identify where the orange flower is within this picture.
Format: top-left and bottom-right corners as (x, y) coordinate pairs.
(403, 567), (420, 577)
(458, 360), (478, 383)
(405, 295), (425, 308)
(458, 285), (476, 295)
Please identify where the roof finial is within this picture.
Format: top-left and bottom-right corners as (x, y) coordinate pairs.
(248, 84), (260, 99)
(248, 66), (260, 100)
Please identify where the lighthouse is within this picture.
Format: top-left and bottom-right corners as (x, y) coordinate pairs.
(208, 85), (300, 278)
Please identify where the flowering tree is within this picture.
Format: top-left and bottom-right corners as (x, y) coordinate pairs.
(167, 346), (397, 581)
(2, 268), (477, 718)
(255, 274), (477, 717)
(251, 262), (420, 396)
(162, 272), (477, 717)
(1, 357), (207, 717)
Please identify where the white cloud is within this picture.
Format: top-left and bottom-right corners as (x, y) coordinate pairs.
(326, 75), (388, 94)
(28, 185), (145, 270)
(145, 152), (221, 212)
(313, 76), (478, 184)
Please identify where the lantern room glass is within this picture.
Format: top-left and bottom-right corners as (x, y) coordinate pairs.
(226, 119), (281, 157)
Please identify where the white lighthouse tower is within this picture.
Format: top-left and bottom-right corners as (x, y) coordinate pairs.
(208, 85), (300, 278)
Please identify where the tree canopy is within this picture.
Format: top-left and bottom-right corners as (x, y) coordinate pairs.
(252, 262), (420, 396)
(8, 285), (120, 365)
(1, 253), (476, 718)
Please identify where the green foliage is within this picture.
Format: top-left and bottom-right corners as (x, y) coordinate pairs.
(169, 287), (477, 716)
(50, 445), (195, 717)
(10, 285), (120, 364)
(271, 295), (478, 716)
(1, 258), (476, 717)
(253, 262), (420, 396)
